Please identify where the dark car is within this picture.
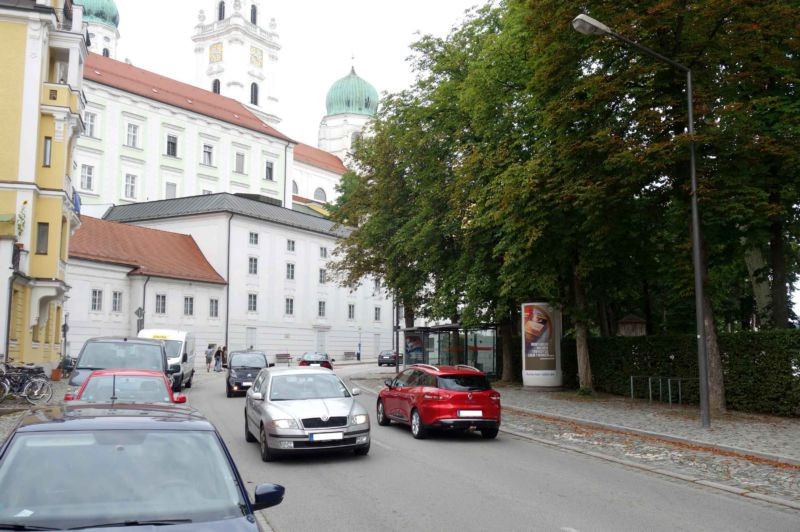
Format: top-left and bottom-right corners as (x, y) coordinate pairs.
(0, 403), (284, 530)
(377, 364), (501, 439)
(377, 350), (403, 366)
(227, 351), (270, 397)
(68, 337), (177, 389)
(298, 352), (333, 370)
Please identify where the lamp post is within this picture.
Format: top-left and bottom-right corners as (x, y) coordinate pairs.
(357, 326), (362, 362)
(571, 14), (710, 428)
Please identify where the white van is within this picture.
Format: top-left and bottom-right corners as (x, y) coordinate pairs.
(137, 329), (196, 391)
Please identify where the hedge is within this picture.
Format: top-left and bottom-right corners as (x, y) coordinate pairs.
(559, 330), (800, 417)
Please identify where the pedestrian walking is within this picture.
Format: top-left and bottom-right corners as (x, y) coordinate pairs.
(221, 346), (228, 368)
(214, 346), (222, 372)
(205, 343), (216, 372)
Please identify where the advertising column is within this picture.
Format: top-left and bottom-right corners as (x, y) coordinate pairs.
(521, 303), (562, 387)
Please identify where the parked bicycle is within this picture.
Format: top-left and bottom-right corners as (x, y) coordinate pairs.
(0, 361), (52, 404)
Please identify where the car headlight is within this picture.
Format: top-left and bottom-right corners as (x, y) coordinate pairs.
(351, 414), (369, 425)
(269, 419), (300, 430)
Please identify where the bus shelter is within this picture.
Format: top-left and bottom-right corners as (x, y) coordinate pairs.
(402, 325), (497, 377)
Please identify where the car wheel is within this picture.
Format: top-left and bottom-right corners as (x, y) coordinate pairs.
(481, 428), (499, 439)
(226, 385), (232, 398)
(245, 413), (257, 442)
(354, 442), (370, 456)
(376, 400), (391, 426)
(410, 409), (427, 439)
(184, 370), (193, 389)
(260, 425), (275, 462)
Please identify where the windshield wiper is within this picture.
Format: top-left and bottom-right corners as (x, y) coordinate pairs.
(70, 519), (192, 529)
(0, 524), (59, 531)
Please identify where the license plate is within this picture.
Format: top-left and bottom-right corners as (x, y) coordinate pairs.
(310, 432), (343, 441)
(311, 363), (321, 367)
(243, 382), (252, 387)
(458, 410), (483, 417)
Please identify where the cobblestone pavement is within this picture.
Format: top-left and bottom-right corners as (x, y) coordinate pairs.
(352, 374), (800, 509)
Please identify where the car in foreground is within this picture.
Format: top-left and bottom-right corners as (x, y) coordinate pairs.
(0, 403), (284, 530)
(227, 350), (271, 397)
(377, 364), (501, 439)
(64, 369), (186, 404)
(244, 367), (370, 461)
(297, 352), (334, 370)
(377, 350), (403, 366)
(68, 337), (176, 389)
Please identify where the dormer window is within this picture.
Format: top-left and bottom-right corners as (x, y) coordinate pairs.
(102, 48), (109, 57)
(218, 1), (225, 21)
(251, 5), (257, 25)
(212, 79), (220, 94)
(250, 83), (259, 106)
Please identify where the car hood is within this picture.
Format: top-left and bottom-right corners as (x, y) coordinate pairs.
(267, 397), (360, 420)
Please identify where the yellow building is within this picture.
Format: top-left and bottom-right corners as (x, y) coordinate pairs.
(0, 0), (85, 369)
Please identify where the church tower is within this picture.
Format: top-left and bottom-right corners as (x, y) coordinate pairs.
(319, 67), (379, 160)
(75, 0), (120, 59)
(192, 0), (281, 125)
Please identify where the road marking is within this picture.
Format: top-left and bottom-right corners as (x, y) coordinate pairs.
(371, 438), (395, 451)
(560, 528), (582, 532)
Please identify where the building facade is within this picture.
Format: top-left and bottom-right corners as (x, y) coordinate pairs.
(318, 67), (379, 160)
(0, 0), (86, 368)
(75, 0), (119, 58)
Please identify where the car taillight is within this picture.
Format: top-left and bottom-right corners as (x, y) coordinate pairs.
(490, 393), (501, 402)
(298, 361), (308, 366)
(63, 393), (75, 401)
(423, 391), (451, 400)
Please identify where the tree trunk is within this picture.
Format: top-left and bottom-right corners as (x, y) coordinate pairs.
(500, 315), (515, 382)
(769, 217), (789, 328)
(402, 298), (415, 329)
(743, 246), (770, 326)
(572, 266), (592, 391)
(597, 298), (611, 337)
(703, 292), (726, 414)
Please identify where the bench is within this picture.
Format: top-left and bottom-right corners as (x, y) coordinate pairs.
(275, 353), (292, 366)
(343, 351), (357, 361)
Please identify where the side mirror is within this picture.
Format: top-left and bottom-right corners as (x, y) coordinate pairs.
(331, 358), (336, 363)
(63, 393), (75, 401)
(168, 363), (180, 374)
(174, 394), (187, 404)
(383, 378), (393, 388)
(182, 353), (188, 363)
(251, 483), (285, 511)
(351, 387), (361, 396)
(251, 392), (263, 401)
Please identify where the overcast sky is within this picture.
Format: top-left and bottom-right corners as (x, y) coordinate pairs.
(113, 0), (482, 146)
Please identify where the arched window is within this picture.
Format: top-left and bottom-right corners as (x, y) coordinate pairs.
(292, 181), (298, 194)
(250, 83), (259, 105)
(314, 187), (327, 203)
(212, 79), (220, 94)
(250, 4), (257, 25)
(218, 1), (225, 21)
(102, 48), (110, 57)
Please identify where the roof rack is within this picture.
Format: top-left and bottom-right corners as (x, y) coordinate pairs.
(412, 363), (440, 372)
(455, 364), (481, 372)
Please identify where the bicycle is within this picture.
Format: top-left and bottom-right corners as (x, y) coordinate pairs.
(0, 369), (53, 405)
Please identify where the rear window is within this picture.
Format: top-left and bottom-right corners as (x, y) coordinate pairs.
(437, 375), (491, 392)
(78, 342), (163, 371)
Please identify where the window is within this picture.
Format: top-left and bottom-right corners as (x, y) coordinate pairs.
(124, 174), (137, 199)
(320, 246), (328, 258)
(285, 298), (294, 316)
(209, 298), (219, 318)
(249, 232), (258, 245)
(250, 4), (257, 24)
(218, 1), (225, 21)
(112, 291), (122, 313)
(318, 301), (326, 318)
(374, 307), (382, 321)
(212, 79), (220, 94)
(155, 294), (166, 314)
(250, 83), (259, 106)
(126, 124), (139, 148)
(286, 263), (295, 280)
(35, 223), (49, 254)
(348, 304), (355, 320)
(287, 239), (295, 252)
(374, 278), (381, 294)
(91, 289), (103, 311)
(264, 160), (274, 181)
(249, 257), (258, 275)
(184, 296), (194, 316)
(102, 48), (109, 57)
(235, 152), (245, 173)
(85, 112), (96, 138)
(42, 137), (52, 167)
(314, 187), (327, 202)
(202, 189), (213, 195)
(80, 164), (94, 190)
(248, 293), (258, 312)
(165, 182), (177, 199)
(292, 181), (298, 194)
(319, 269), (326, 284)
(202, 144), (214, 166)
(166, 134), (178, 157)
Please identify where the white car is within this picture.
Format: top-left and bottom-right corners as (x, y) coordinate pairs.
(244, 367), (370, 461)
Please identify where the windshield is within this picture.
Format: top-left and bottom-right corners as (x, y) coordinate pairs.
(80, 376), (171, 403)
(302, 353), (328, 361)
(77, 342), (163, 371)
(270, 373), (350, 401)
(230, 353), (267, 368)
(162, 340), (182, 358)
(0, 430), (246, 528)
(438, 375), (492, 392)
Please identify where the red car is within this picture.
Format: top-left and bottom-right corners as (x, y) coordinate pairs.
(297, 352), (334, 370)
(377, 364), (501, 439)
(64, 369), (187, 404)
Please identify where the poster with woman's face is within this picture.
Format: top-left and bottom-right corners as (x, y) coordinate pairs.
(522, 303), (556, 371)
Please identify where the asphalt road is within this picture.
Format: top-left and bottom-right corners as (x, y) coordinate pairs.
(185, 365), (800, 532)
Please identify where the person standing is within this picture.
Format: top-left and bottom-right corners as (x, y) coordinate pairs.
(205, 343), (216, 372)
(221, 346), (228, 369)
(213, 346), (222, 372)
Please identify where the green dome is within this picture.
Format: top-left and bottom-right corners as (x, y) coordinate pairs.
(325, 67), (379, 116)
(75, 0), (119, 28)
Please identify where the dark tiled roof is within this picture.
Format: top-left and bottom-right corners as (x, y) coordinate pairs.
(103, 193), (349, 238)
(70, 216), (226, 284)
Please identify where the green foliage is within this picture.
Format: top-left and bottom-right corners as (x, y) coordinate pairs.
(561, 331), (800, 416)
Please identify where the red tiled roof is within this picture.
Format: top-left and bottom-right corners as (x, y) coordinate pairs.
(294, 143), (347, 174)
(70, 216), (226, 285)
(84, 53), (294, 143)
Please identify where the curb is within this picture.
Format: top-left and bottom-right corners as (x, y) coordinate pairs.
(354, 382), (800, 512)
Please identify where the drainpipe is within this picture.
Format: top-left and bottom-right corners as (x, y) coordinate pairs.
(225, 212), (234, 347)
(4, 272), (18, 364)
(283, 143), (289, 208)
(141, 276), (150, 331)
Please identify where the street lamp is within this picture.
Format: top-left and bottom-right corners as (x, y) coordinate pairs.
(572, 14), (711, 428)
(357, 326), (362, 362)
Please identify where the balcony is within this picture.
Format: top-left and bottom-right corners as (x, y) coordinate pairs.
(41, 82), (83, 115)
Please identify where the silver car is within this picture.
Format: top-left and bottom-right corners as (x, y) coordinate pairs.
(244, 367), (371, 461)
